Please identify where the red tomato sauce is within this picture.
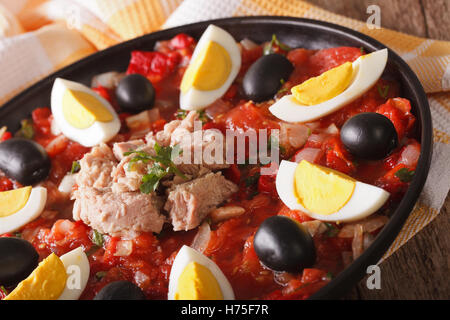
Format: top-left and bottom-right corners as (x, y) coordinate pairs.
(0, 34), (420, 300)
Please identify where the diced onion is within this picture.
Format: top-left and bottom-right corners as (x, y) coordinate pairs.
(191, 222), (211, 253)
(114, 240), (133, 257)
(399, 144), (420, 167)
(352, 224), (364, 260)
(293, 148), (323, 164)
(91, 71), (125, 89)
(324, 123), (339, 135)
(240, 38), (258, 50)
(338, 215), (388, 238)
(58, 173), (77, 194)
(280, 123), (310, 149)
(205, 99), (232, 119)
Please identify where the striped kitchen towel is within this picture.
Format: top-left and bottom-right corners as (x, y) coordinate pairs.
(0, 0), (449, 261)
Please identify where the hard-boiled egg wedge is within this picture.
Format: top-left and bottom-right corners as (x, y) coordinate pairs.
(0, 186), (46, 234)
(179, 25), (241, 111)
(276, 160), (390, 222)
(269, 49), (388, 123)
(5, 247), (89, 300)
(5, 253), (67, 300)
(51, 78), (120, 147)
(168, 245), (235, 300)
(58, 247), (90, 300)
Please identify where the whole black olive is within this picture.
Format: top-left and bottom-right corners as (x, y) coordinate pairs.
(243, 54), (294, 102)
(0, 138), (51, 185)
(253, 216), (316, 273)
(115, 74), (155, 113)
(340, 112), (398, 160)
(94, 280), (146, 300)
(0, 237), (39, 287)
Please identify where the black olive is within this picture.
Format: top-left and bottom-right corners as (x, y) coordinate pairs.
(0, 138), (51, 185)
(340, 112), (398, 160)
(243, 54), (294, 102)
(94, 281), (146, 300)
(115, 74), (155, 113)
(253, 216), (316, 273)
(0, 237), (39, 287)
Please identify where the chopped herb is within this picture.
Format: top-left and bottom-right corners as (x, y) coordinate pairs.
(395, 167), (415, 183)
(360, 47), (365, 54)
(197, 110), (208, 124)
(324, 223), (339, 238)
(263, 34), (291, 55)
(70, 161), (81, 174)
(15, 119), (34, 139)
(244, 172), (260, 187)
(140, 164), (168, 194)
(326, 271), (334, 280)
(268, 134), (286, 155)
(249, 189), (259, 199)
(377, 84), (390, 99)
(91, 229), (104, 247)
(277, 87), (289, 95)
(175, 109), (188, 120)
(125, 143), (187, 194)
(14, 231), (22, 238)
(95, 271), (107, 280)
(0, 285), (8, 296)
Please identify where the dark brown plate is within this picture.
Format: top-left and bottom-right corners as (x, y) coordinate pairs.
(0, 16), (432, 299)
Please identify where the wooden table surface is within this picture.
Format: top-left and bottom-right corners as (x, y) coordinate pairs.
(306, 0), (450, 299)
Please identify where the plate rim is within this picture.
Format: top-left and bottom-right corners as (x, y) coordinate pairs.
(0, 16), (433, 300)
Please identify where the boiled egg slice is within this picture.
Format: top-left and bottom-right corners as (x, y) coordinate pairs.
(5, 253), (67, 300)
(0, 186), (47, 234)
(51, 78), (120, 147)
(269, 49), (388, 123)
(179, 25), (241, 111)
(276, 160), (389, 222)
(58, 247), (90, 300)
(168, 245), (235, 300)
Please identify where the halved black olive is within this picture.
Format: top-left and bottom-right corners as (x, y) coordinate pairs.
(94, 280), (146, 300)
(253, 216), (316, 273)
(0, 237), (39, 287)
(115, 74), (155, 113)
(242, 53), (294, 102)
(0, 138), (51, 185)
(340, 112), (398, 160)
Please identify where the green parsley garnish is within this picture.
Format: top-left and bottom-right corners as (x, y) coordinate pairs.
(244, 172), (260, 187)
(263, 34), (291, 55)
(95, 271), (107, 280)
(377, 84), (390, 99)
(326, 271), (334, 280)
(15, 119), (34, 139)
(0, 285), (8, 296)
(175, 109), (188, 120)
(395, 167), (415, 183)
(360, 47), (365, 54)
(70, 161), (81, 174)
(197, 110), (208, 124)
(91, 229), (104, 247)
(124, 142), (187, 194)
(324, 223), (339, 238)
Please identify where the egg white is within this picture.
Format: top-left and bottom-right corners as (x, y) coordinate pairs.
(51, 78), (120, 147)
(0, 187), (47, 234)
(269, 49), (388, 123)
(58, 247), (90, 300)
(179, 25), (241, 111)
(276, 160), (390, 222)
(168, 245), (235, 300)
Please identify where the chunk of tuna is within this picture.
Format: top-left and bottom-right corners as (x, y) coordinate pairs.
(73, 187), (164, 237)
(165, 172), (238, 231)
(75, 143), (116, 189)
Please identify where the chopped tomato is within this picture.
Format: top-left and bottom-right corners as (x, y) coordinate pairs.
(221, 101), (279, 132)
(32, 107), (52, 135)
(0, 131), (12, 141)
(376, 98), (416, 140)
(308, 47), (362, 76)
(0, 177), (14, 192)
(322, 136), (355, 175)
(169, 33), (195, 50)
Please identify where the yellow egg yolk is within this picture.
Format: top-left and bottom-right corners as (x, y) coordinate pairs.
(294, 160), (356, 215)
(180, 40), (231, 93)
(0, 186), (32, 217)
(291, 62), (353, 106)
(175, 262), (223, 300)
(62, 89), (113, 129)
(5, 253), (67, 300)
